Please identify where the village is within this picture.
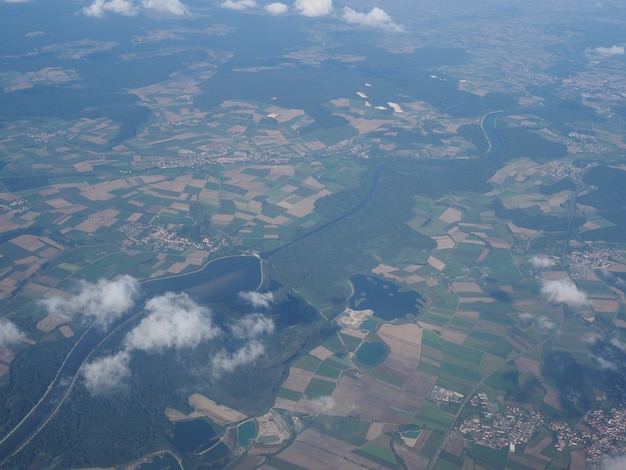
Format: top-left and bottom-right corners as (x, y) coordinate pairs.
(459, 394), (543, 449)
(118, 222), (227, 253)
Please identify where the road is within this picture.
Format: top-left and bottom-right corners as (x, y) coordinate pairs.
(0, 309), (146, 466)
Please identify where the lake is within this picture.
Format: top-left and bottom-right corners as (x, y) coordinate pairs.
(170, 419), (217, 455)
(349, 274), (425, 321)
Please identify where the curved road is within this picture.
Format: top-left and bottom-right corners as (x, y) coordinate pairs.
(0, 310), (146, 466)
(0, 323), (101, 465)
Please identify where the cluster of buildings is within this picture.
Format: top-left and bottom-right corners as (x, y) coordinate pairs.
(166, 118), (202, 128)
(547, 408), (626, 462)
(0, 197), (30, 214)
(459, 395), (542, 449)
(141, 147), (295, 169)
(26, 129), (68, 145)
(582, 408), (626, 462)
(547, 421), (582, 452)
(459, 394), (626, 462)
(430, 385), (464, 403)
(119, 222), (223, 253)
(562, 67), (626, 114)
(322, 142), (371, 159)
(565, 246), (623, 274)
(500, 68), (556, 94)
(540, 159), (597, 183)
(564, 132), (607, 155)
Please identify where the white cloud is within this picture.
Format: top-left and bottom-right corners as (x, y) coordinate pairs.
(600, 269), (626, 289)
(310, 395), (336, 414)
(125, 292), (220, 352)
(4, 0), (33, 3)
(41, 275), (140, 330)
(518, 312), (534, 322)
(309, 395), (358, 415)
(140, 0), (187, 14)
(221, 0), (257, 10)
(232, 313), (274, 339)
(587, 337), (626, 374)
(83, 0), (188, 17)
(239, 290), (275, 309)
(342, 7), (402, 32)
(213, 313), (275, 373)
(294, 0), (331, 17)
(542, 279), (590, 307)
(212, 340), (266, 373)
(602, 453), (626, 470)
(595, 45), (625, 56)
(529, 255), (553, 269)
(265, 2), (287, 14)
(517, 312), (556, 330)
(537, 316), (557, 331)
(0, 320), (24, 348)
(610, 338), (626, 351)
(83, 0), (138, 17)
(82, 351), (131, 395)
(82, 292), (217, 395)
(582, 332), (601, 344)
(82, 291), (276, 393)
(591, 354), (618, 371)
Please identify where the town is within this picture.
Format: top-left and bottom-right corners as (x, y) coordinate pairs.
(118, 222), (227, 253)
(459, 394), (543, 449)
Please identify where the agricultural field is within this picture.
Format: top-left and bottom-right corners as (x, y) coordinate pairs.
(2, 3), (626, 469)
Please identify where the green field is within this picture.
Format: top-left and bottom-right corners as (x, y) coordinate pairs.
(355, 341), (389, 366)
(1, 7), (626, 469)
(312, 416), (368, 446)
(420, 431), (446, 460)
(469, 443), (509, 470)
(433, 450), (466, 470)
(412, 402), (455, 433)
(291, 354), (322, 372)
(339, 333), (363, 351)
(277, 388), (301, 402)
(315, 363), (342, 379)
(304, 378), (336, 400)
(353, 440), (397, 468)
(315, 416), (370, 438)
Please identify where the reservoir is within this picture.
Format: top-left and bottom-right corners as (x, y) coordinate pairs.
(237, 420), (257, 448)
(142, 255), (262, 303)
